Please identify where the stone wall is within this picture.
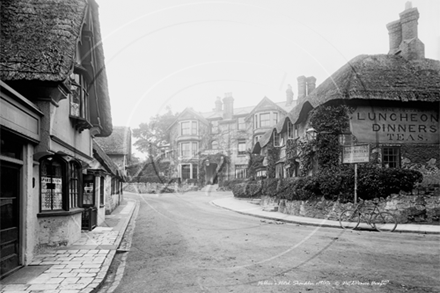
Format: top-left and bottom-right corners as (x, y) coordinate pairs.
(261, 190), (440, 225)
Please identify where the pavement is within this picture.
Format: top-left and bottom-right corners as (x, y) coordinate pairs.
(2, 192), (438, 293)
(1, 197), (138, 293)
(211, 196), (440, 235)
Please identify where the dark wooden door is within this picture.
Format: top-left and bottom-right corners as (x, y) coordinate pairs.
(0, 162), (21, 279)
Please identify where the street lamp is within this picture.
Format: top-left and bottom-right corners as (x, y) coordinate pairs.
(305, 127), (318, 141)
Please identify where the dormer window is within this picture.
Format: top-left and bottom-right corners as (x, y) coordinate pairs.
(287, 122), (294, 139)
(69, 71), (92, 132)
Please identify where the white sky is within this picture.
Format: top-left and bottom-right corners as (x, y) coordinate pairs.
(96, 0), (440, 130)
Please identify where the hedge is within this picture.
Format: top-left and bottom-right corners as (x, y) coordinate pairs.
(227, 165), (423, 202)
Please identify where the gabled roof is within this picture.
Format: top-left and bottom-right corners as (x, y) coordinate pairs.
(167, 107), (210, 130)
(201, 97), (296, 120)
(92, 141), (120, 177)
(95, 126), (132, 156)
(0, 0), (113, 136)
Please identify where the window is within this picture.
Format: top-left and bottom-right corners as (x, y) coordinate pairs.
(273, 112), (279, 124)
(211, 120), (219, 134)
(254, 135), (262, 145)
(83, 174), (94, 207)
(181, 165), (191, 180)
(192, 164), (198, 179)
(212, 141), (218, 150)
(40, 156), (82, 212)
(69, 72), (89, 120)
(181, 164), (198, 180)
(273, 132), (280, 146)
(180, 142), (198, 158)
(260, 113), (271, 127)
(238, 117), (246, 130)
(287, 122), (294, 139)
(100, 177), (105, 206)
(238, 140), (246, 155)
(69, 161), (81, 208)
(41, 157), (64, 211)
(181, 121), (198, 136)
(235, 165), (247, 179)
(382, 147), (400, 168)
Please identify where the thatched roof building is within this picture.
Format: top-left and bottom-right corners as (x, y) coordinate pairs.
(0, 0), (112, 136)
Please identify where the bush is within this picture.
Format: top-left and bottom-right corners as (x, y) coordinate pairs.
(231, 182), (247, 197)
(246, 180), (263, 197)
(262, 178), (279, 197)
(220, 179), (246, 191)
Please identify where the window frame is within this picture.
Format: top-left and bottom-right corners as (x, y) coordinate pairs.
(235, 165), (247, 179)
(238, 140), (247, 155)
(39, 155), (83, 213)
(237, 117), (246, 130)
(382, 146), (401, 168)
(179, 141), (198, 158)
(259, 113), (271, 127)
(181, 120), (198, 136)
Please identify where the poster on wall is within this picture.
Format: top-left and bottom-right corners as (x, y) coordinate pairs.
(41, 176), (62, 210)
(350, 107), (439, 144)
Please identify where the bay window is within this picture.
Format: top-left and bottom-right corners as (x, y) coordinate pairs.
(180, 141), (198, 158)
(40, 155), (82, 212)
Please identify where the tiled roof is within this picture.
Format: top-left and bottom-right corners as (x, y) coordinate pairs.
(95, 126), (132, 156)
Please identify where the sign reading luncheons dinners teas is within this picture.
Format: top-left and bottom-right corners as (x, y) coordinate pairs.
(350, 107), (439, 144)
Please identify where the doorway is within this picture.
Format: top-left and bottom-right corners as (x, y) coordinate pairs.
(0, 162), (21, 278)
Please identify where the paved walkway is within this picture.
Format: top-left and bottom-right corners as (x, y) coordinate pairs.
(211, 196), (440, 234)
(1, 197), (137, 293)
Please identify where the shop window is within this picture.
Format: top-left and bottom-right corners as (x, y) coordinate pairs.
(40, 156), (82, 212)
(83, 174), (95, 207)
(238, 140), (246, 155)
(69, 161), (81, 209)
(382, 147), (400, 168)
(235, 165), (247, 179)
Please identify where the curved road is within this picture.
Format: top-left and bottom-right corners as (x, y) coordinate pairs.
(113, 191), (439, 293)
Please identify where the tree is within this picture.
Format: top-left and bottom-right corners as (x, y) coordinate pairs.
(132, 107), (178, 157)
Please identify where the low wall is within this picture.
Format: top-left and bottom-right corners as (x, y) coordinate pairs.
(38, 212), (82, 246)
(123, 182), (198, 194)
(261, 193), (440, 225)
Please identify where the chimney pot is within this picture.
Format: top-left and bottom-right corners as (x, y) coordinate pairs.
(306, 76), (316, 95)
(215, 96), (222, 112)
(297, 76), (306, 100)
(286, 84), (294, 106)
(222, 93), (234, 120)
(386, 20), (402, 55)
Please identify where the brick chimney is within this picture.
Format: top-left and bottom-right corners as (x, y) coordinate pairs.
(286, 84), (294, 106)
(222, 92), (234, 120)
(306, 76), (316, 95)
(386, 2), (425, 60)
(214, 96), (222, 112)
(386, 20), (402, 55)
(297, 76), (306, 100)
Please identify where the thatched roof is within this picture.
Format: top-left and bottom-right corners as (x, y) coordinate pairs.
(304, 54), (440, 110)
(252, 54), (440, 153)
(95, 126), (131, 156)
(0, 0), (113, 136)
